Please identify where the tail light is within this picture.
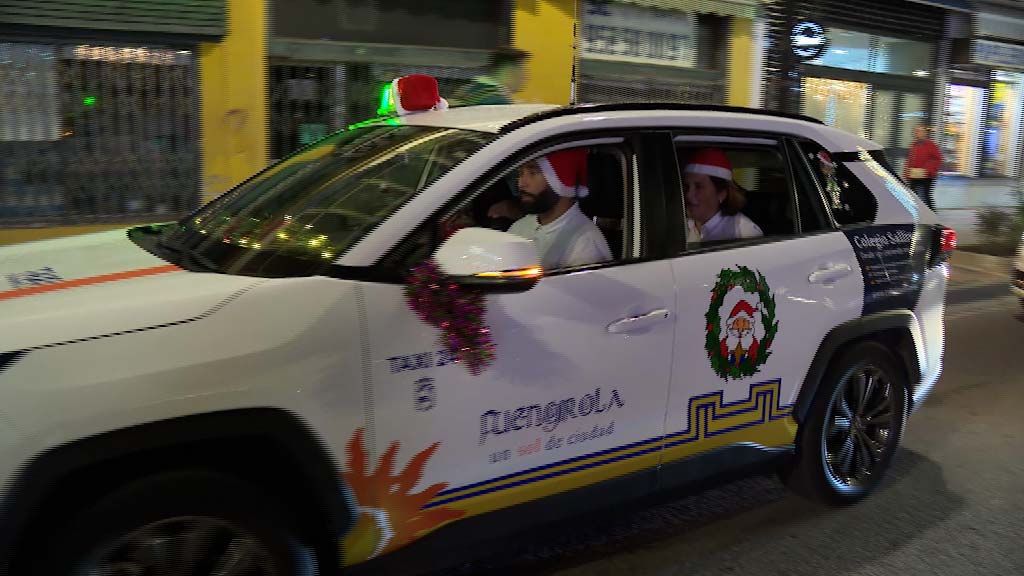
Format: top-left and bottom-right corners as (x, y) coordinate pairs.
(932, 225), (956, 267)
(940, 227), (957, 253)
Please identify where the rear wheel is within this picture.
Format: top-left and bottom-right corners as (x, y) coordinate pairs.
(36, 470), (315, 576)
(783, 341), (909, 505)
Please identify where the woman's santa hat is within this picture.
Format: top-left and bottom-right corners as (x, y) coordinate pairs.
(392, 74), (449, 116)
(684, 147), (733, 181)
(537, 148), (590, 198)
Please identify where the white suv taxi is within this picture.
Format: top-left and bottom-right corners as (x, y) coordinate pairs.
(0, 91), (952, 574)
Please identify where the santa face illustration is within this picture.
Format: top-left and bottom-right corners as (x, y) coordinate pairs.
(719, 292), (764, 368)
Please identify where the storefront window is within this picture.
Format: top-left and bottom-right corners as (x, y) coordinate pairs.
(0, 43), (59, 142)
(876, 36), (932, 76)
(801, 77), (870, 138)
(811, 29), (872, 72)
(983, 71), (1023, 178)
(942, 84), (984, 176)
(809, 28), (932, 76)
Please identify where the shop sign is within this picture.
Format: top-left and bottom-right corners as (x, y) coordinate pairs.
(791, 21), (828, 61)
(973, 39), (1024, 70)
(64, 45), (191, 65)
(581, 1), (697, 68)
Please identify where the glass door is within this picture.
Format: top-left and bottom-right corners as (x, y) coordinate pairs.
(942, 84), (984, 176)
(984, 72), (1023, 178)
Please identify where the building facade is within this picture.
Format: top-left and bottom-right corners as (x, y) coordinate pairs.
(0, 0), (224, 228)
(265, 0), (511, 161)
(761, 0), (968, 174)
(947, 0), (1024, 180)
(576, 0), (761, 106)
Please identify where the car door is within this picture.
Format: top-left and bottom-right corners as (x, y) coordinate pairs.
(342, 132), (680, 564)
(660, 133), (865, 481)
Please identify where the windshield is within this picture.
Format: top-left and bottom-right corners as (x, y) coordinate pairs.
(156, 125), (494, 277)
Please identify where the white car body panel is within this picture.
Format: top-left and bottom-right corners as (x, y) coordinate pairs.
(1014, 236), (1024, 299)
(0, 273), (367, 494)
(910, 266), (946, 411)
(665, 233), (864, 433)
(360, 260), (676, 530)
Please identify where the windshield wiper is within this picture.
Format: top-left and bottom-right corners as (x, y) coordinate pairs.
(153, 229), (221, 274)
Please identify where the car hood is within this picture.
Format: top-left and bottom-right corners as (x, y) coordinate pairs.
(0, 228), (260, 352)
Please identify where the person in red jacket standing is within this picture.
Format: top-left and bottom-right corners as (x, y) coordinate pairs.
(903, 124), (943, 210)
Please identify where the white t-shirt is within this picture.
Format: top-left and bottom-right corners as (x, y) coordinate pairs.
(508, 204), (613, 270)
(687, 211), (763, 244)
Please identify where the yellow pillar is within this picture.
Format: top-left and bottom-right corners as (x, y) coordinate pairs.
(513, 0), (577, 105)
(198, 0), (269, 204)
(727, 17), (754, 108)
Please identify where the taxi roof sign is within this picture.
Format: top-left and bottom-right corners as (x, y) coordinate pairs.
(380, 74), (449, 117)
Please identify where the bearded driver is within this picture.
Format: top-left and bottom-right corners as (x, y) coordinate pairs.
(500, 149), (612, 270)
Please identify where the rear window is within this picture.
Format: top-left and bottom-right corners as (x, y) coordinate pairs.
(797, 141), (878, 226)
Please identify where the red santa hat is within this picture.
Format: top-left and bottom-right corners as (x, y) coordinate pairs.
(537, 148), (589, 198)
(720, 288), (761, 330)
(728, 300), (756, 321)
(684, 147), (733, 181)
(392, 74), (449, 116)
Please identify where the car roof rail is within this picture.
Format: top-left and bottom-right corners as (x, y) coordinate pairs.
(498, 102), (825, 134)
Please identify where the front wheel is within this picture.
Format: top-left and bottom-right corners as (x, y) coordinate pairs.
(782, 341), (909, 505)
(36, 470), (315, 576)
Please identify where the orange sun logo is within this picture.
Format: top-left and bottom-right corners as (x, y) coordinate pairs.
(341, 428), (466, 565)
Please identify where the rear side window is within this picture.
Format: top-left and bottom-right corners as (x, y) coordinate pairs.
(797, 140), (878, 226)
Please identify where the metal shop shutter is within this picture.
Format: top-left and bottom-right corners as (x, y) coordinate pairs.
(802, 0), (945, 39)
(0, 0), (225, 39)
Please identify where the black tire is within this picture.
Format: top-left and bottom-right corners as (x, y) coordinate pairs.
(782, 341), (909, 506)
(35, 469), (316, 576)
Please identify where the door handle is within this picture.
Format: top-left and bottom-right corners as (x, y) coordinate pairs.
(809, 263), (853, 284)
(607, 308), (671, 334)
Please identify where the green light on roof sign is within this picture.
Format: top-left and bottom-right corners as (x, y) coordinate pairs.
(83, 95), (97, 106)
(376, 84), (395, 116)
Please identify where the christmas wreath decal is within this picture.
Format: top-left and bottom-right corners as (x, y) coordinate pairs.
(705, 266), (778, 381)
(404, 259), (495, 376)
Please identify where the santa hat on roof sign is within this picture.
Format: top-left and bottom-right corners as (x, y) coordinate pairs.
(392, 74), (449, 116)
(537, 148), (590, 198)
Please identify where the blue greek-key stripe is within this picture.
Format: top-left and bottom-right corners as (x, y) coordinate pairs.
(424, 379), (793, 509)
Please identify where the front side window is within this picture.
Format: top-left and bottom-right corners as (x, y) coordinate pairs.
(154, 125), (494, 277)
(384, 139), (638, 274)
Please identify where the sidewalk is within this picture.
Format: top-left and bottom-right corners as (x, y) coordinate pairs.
(932, 176), (1019, 247)
(934, 176), (1018, 210)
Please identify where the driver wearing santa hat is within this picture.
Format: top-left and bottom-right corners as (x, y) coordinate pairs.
(681, 147), (763, 244)
(505, 148), (612, 270)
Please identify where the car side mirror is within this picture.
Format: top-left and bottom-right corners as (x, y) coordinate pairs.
(433, 227), (543, 293)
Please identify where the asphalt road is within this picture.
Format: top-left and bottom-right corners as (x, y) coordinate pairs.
(441, 270), (1024, 576)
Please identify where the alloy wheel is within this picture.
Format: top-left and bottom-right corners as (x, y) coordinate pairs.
(81, 516), (277, 576)
(822, 365), (896, 489)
